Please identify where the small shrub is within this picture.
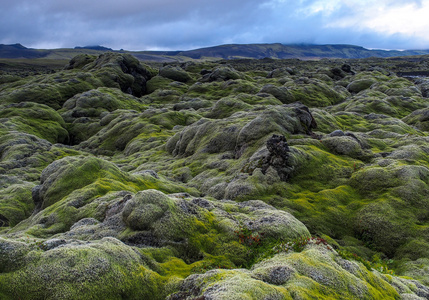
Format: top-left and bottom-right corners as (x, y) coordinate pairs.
(234, 225), (264, 248)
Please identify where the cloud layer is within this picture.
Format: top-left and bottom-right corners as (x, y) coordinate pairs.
(1, 0), (428, 50)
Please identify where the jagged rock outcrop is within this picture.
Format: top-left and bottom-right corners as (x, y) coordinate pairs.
(261, 134), (293, 181)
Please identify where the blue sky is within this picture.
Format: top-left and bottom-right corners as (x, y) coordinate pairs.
(1, 0), (428, 51)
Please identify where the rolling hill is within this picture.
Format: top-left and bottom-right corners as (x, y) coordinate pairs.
(2, 43), (429, 61)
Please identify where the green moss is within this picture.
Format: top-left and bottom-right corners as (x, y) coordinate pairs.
(286, 185), (361, 237)
(2, 55), (429, 298)
(311, 108), (342, 133)
(148, 110), (201, 130)
(61, 87), (147, 119)
(259, 84), (295, 104)
(158, 256), (195, 278)
(0, 183), (35, 227)
(159, 65), (192, 83)
(372, 77), (422, 97)
(0, 237), (179, 300)
(173, 269), (292, 300)
(403, 107), (429, 131)
(287, 79), (348, 107)
(0, 53), (153, 110)
(74, 107), (200, 155)
(146, 75), (173, 94)
(347, 78), (377, 93)
(282, 248), (399, 299)
(0, 131), (82, 183)
(288, 145), (356, 190)
(206, 97), (253, 119)
(0, 102), (68, 143)
(186, 81), (237, 100)
(170, 243), (404, 299)
(350, 164), (405, 195)
(236, 93), (282, 106)
(322, 136), (363, 158)
(122, 189), (175, 230)
(39, 156), (114, 208)
(395, 258), (429, 285)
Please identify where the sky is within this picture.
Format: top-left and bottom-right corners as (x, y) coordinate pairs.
(1, 0), (429, 51)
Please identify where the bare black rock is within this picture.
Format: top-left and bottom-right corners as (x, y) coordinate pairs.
(261, 134), (293, 181)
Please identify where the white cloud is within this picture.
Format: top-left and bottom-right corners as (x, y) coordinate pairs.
(324, 0), (429, 46)
(363, 2), (429, 35)
(1, 0), (429, 50)
(299, 0), (342, 16)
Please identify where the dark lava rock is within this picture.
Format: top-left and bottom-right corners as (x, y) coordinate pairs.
(287, 102), (318, 134)
(0, 214), (9, 227)
(261, 134), (292, 181)
(341, 64), (354, 74)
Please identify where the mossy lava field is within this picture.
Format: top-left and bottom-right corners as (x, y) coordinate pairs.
(1, 53), (429, 299)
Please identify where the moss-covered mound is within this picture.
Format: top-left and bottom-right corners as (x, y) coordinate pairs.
(0, 237), (179, 300)
(0, 53), (154, 110)
(1, 54), (429, 299)
(169, 242), (429, 299)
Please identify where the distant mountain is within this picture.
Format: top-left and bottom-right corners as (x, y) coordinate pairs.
(163, 43), (429, 60)
(1, 43), (429, 61)
(74, 45), (113, 51)
(0, 43), (49, 59)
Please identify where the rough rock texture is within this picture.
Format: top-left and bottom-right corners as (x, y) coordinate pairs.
(168, 242), (427, 300)
(261, 134), (292, 181)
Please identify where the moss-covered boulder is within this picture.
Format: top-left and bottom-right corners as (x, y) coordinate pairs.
(33, 155), (148, 209)
(166, 104), (315, 158)
(76, 108), (200, 155)
(206, 97), (253, 119)
(347, 78), (377, 93)
(0, 131), (80, 182)
(0, 182), (35, 227)
(159, 65), (192, 83)
(322, 135), (363, 158)
(350, 162), (429, 256)
(169, 241), (428, 299)
(122, 189), (174, 230)
(0, 73), (98, 110)
(267, 67), (294, 78)
(173, 97), (213, 111)
(0, 237), (178, 300)
(64, 54), (97, 70)
(0, 53), (154, 110)
(60, 87), (147, 144)
(403, 107), (429, 131)
(61, 87), (146, 121)
(146, 75), (173, 94)
(0, 102), (68, 144)
(82, 52), (154, 97)
(286, 78), (349, 107)
(259, 84), (295, 104)
(201, 66), (243, 82)
(371, 77), (422, 97)
(119, 192), (310, 264)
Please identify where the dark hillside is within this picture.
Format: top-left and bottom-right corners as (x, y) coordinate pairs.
(2, 43), (429, 61)
(0, 44), (49, 59)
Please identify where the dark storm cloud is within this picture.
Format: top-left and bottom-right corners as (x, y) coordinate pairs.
(1, 0), (428, 50)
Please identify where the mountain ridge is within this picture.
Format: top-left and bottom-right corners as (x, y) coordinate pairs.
(2, 42), (429, 61)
